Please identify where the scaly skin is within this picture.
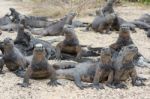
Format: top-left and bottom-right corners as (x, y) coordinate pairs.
(112, 44), (145, 89)
(2, 38), (29, 76)
(56, 48), (113, 90)
(30, 12), (76, 36)
(18, 44), (61, 87)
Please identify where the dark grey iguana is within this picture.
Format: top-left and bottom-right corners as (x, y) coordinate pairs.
(9, 8), (48, 23)
(96, 0), (115, 16)
(9, 8), (54, 28)
(72, 20), (89, 28)
(87, 13), (116, 34)
(0, 23), (18, 32)
(0, 37), (29, 75)
(111, 44), (145, 89)
(14, 25), (56, 59)
(131, 21), (150, 31)
(56, 25), (100, 60)
(135, 13), (150, 25)
(110, 25), (150, 68)
(111, 16), (136, 32)
(22, 15), (56, 28)
(18, 44), (61, 87)
(30, 12), (76, 36)
(0, 14), (12, 26)
(56, 48), (113, 89)
(147, 29), (150, 37)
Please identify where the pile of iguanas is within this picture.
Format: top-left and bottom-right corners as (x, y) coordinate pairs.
(0, 0), (150, 90)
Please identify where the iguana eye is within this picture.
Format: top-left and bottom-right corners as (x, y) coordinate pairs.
(128, 46), (133, 49)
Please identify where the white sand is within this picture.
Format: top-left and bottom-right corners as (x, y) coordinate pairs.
(0, 1), (150, 99)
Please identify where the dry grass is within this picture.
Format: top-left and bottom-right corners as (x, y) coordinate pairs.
(17, 0), (104, 18)
(11, 0), (150, 18)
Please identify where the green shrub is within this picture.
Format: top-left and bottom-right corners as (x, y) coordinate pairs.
(139, 0), (150, 4)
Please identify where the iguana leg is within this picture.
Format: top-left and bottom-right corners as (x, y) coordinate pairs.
(26, 43), (34, 51)
(105, 26), (111, 34)
(56, 42), (63, 59)
(98, 25), (104, 33)
(18, 67), (32, 87)
(130, 68), (145, 86)
(86, 24), (92, 31)
(105, 70), (114, 87)
(0, 58), (4, 74)
(74, 74), (87, 90)
(92, 66), (105, 90)
(76, 46), (82, 60)
(47, 65), (61, 86)
(113, 70), (127, 89)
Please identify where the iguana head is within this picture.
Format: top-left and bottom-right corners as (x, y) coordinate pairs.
(100, 47), (112, 65)
(33, 44), (46, 60)
(119, 44), (138, 63)
(119, 24), (130, 38)
(3, 37), (14, 49)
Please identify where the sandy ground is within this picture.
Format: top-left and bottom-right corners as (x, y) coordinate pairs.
(0, 0), (150, 99)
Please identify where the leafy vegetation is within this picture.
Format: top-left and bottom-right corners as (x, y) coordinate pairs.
(139, 0), (150, 4)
